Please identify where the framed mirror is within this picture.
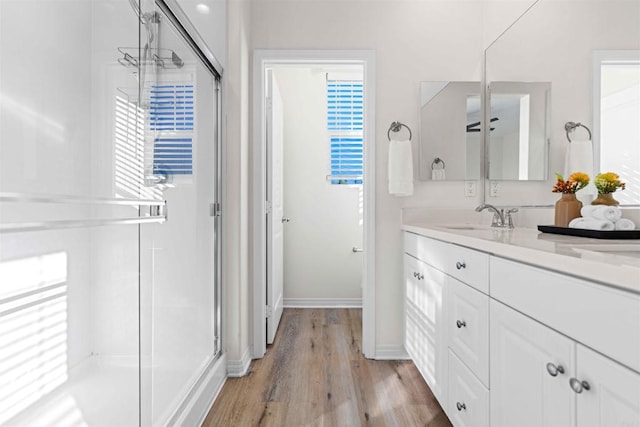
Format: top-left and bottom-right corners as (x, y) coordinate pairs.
(484, 0), (640, 203)
(488, 81), (551, 181)
(419, 81), (481, 181)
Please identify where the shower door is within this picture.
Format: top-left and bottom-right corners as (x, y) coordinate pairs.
(138, 2), (221, 425)
(0, 0), (221, 425)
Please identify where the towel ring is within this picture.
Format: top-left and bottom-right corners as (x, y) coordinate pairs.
(387, 121), (412, 141)
(431, 158), (446, 170)
(565, 121), (592, 142)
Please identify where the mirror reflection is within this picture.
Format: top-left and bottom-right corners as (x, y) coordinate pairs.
(485, 0), (640, 204)
(488, 81), (551, 181)
(419, 82), (481, 181)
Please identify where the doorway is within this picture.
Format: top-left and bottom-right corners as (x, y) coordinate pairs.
(252, 50), (376, 359)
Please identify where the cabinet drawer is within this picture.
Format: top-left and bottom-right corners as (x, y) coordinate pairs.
(448, 277), (489, 387)
(448, 350), (489, 427)
(491, 256), (640, 374)
(404, 232), (489, 293)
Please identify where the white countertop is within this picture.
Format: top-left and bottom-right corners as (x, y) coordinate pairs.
(402, 221), (640, 295)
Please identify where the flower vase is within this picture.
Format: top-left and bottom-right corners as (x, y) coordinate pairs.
(554, 193), (582, 227)
(591, 193), (619, 206)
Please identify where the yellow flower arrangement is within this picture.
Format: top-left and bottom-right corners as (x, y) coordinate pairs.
(552, 172), (590, 194)
(594, 172), (625, 194)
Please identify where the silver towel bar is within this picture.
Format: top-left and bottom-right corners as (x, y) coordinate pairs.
(1, 216), (166, 234)
(565, 121), (592, 142)
(387, 121), (412, 141)
(0, 192), (164, 206)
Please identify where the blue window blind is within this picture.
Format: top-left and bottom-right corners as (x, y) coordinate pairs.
(327, 80), (363, 185)
(150, 84), (194, 175)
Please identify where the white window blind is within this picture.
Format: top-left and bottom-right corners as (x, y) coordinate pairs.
(149, 83), (194, 175)
(327, 80), (363, 185)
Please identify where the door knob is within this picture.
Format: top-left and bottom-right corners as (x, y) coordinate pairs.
(282, 217), (290, 223)
(456, 402), (466, 411)
(456, 261), (466, 270)
(456, 320), (467, 328)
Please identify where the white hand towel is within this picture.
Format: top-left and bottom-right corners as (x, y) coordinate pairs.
(568, 217), (615, 231)
(564, 139), (593, 178)
(388, 139), (414, 196)
(580, 205), (622, 222)
(431, 169), (446, 181)
(564, 139), (597, 204)
(615, 218), (636, 231)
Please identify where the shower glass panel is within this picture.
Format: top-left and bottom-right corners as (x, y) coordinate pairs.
(139, 3), (221, 425)
(0, 0), (220, 425)
(0, 0), (144, 425)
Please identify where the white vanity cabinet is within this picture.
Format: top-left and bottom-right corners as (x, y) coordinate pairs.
(403, 230), (640, 427)
(404, 232), (490, 425)
(491, 256), (640, 427)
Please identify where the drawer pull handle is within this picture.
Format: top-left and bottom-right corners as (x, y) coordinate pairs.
(417, 273), (424, 280)
(456, 402), (466, 411)
(569, 378), (591, 394)
(546, 362), (565, 377)
(456, 320), (466, 328)
(413, 272), (418, 278)
(456, 261), (466, 270)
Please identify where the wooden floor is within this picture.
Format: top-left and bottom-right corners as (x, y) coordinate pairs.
(203, 308), (452, 427)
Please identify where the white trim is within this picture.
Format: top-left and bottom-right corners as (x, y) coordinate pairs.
(375, 345), (410, 361)
(284, 298), (362, 308)
(167, 354), (227, 426)
(226, 347), (252, 377)
(252, 50), (376, 360)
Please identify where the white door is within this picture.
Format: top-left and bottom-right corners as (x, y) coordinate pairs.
(266, 71), (284, 344)
(576, 344), (640, 427)
(490, 299), (575, 427)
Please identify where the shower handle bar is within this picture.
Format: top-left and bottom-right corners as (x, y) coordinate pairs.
(0, 215), (166, 234)
(0, 192), (165, 206)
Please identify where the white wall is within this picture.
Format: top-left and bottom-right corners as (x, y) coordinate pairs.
(274, 67), (363, 301)
(250, 0), (484, 351)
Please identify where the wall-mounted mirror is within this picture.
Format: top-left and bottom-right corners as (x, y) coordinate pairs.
(488, 81), (551, 180)
(419, 82), (481, 181)
(485, 0), (640, 204)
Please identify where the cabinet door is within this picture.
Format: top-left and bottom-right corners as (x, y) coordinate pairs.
(448, 277), (489, 387)
(404, 254), (447, 402)
(490, 300), (575, 427)
(576, 344), (640, 427)
(448, 350), (489, 427)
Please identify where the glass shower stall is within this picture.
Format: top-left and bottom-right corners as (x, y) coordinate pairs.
(0, 0), (223, 425)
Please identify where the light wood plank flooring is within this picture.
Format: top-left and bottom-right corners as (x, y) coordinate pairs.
(203, 308), (451, 427)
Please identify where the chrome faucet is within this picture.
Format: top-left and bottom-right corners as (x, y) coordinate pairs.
(475, 204), (518, 229)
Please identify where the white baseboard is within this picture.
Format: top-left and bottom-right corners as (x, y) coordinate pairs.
(227, 347), (252, 377)
(375, 345), (410, 360)
(169, 353), (227, 426)
(284, 298), (362, 308)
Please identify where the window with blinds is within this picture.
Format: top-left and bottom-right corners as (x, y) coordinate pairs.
(327, 80), (363, 185)
(149, 83), (194, 175)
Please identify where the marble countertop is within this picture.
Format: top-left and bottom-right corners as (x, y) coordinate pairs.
(402, 221), (640, 295)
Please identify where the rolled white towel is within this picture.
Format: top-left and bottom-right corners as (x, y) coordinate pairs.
(615, 218), (636, 231)
(568, 217), (615, 231)
(580, 205), (622, 222)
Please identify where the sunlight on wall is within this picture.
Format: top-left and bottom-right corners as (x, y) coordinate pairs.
(0, 252), (68, 424)
(114, 94), (161, 201)
(0, 92), (66, 143)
